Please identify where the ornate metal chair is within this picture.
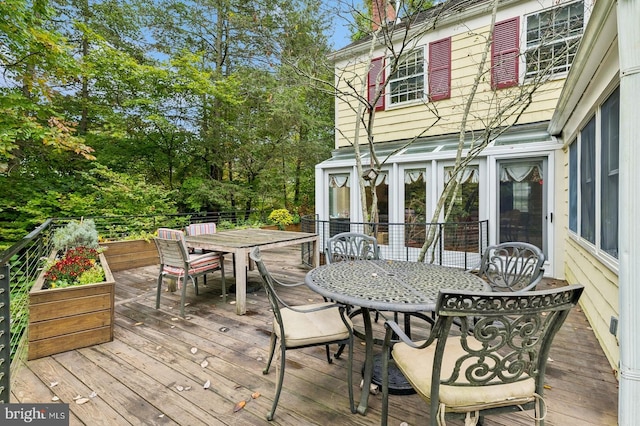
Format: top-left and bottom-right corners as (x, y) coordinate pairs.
(381, 285), (584, 426)
(479, 242), (545, 292)
(154, 228), (225, 317)
(249, 247), (354, 421)
(325, 231), (389, 343)
(325, 232), (380, 263)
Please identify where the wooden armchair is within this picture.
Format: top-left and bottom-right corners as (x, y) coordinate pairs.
(154, 228), (225, 317)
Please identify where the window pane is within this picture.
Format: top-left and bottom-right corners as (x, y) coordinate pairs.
(601, 88), (620, 258)
(405, 170), (426, 248)
(569, 141), (577, 232)
(329, 174), (350, 219)
(525, 1), (584, 78)
(580, 117), (596, 243)
(389, 49), (424, 105)
(445, 167), (479, 222)
(499, 162), (544, 249)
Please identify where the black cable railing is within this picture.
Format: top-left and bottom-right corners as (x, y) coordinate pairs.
(1, 211), (488, 404)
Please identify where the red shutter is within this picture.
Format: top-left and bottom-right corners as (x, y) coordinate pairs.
(368, 57), (385, 111)
(429, 37), (451, 101)
(492, 17), (519, 89)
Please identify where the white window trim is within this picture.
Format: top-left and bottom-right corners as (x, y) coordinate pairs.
(386, 46), (426, 108)
(567, 86), (620, 273)
(523, 0), (585, 80)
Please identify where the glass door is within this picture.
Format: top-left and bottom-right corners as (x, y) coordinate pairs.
(498, 160), (545, 251)
(329, 174), (351, 236)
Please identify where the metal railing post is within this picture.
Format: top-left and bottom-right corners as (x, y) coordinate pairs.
(0, 264), (10, 403)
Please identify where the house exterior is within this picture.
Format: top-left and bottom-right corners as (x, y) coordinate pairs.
(549, 0), (640, 420)
(548, 0), (620, 376)
(317, 0), (592, 276)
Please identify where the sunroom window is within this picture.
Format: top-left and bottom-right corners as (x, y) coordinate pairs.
(389, 49), (424, 105)
(525, 1), (584, 78)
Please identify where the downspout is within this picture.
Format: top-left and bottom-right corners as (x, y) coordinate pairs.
(617, 0), (640, 424)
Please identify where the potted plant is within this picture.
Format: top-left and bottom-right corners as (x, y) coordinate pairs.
(28, 219), (115, 360)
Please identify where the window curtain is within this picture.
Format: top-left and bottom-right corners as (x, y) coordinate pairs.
(329, 175), (350, 188)
(446, 167), (478, 184)
(365, 171), (388, 187)
(404, 170), (424, 184)
(500, 164), (541, 182)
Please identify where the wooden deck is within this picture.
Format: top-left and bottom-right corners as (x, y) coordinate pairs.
(11, 247), (619, 425)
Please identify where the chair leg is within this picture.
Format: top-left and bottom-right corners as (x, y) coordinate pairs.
(263, 332), (277, 375)
(267, 342), (287, 421)
(155, 274), (164, 309)
(180, 276), (188, 317)
(335, 343), (346, 359)
(192, 274), (199, 295)
(324, 345), (333, 364)
(220, 259), (226, 303)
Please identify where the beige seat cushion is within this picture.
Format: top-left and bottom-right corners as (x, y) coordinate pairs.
(277, 302), (352, 348)
(392, 336), (536, 412)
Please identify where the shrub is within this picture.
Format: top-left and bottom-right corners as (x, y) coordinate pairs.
(268, 209), (294, 230)
(52, 219), (99, 251)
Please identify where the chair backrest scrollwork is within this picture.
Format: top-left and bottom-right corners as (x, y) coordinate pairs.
(325, 232), (380, 264)
(480, 242), (545, 292)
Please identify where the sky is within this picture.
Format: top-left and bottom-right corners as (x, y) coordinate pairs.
(325, 0), (356, 49)
(328, 16), (352, 49)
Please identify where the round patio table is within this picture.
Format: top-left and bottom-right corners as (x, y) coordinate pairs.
(305, 259), (489, 415)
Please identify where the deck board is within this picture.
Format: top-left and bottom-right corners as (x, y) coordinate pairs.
(12, 247), (618, 425)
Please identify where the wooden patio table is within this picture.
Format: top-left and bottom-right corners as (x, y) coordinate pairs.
(305, 259), (490, 416)
(186, 228), (319, 315)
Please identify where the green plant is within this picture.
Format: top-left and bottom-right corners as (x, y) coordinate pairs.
(268, 209), (294, 230)
(77, 264), (106, 285)
(43, 246), (105, 289)
(217, 220), (236, 230)
(52, 219), (99, 251)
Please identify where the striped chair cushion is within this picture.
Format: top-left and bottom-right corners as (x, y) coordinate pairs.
(186, 223), (216, 236)
(163, 252), (222, 282)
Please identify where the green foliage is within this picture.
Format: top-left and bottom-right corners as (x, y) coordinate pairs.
(52, 219), (99, 251)
(268, 208), (294, 230)
(1, 0), (330, 246)
(77, 265), (106, 285)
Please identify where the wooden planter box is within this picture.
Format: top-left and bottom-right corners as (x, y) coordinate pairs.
(28, 252), (115, 360)
(100, 239), (159, 272)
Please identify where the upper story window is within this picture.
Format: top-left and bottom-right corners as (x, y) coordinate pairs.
(525, 1), (584, 78)
(389, 48), (425, 105)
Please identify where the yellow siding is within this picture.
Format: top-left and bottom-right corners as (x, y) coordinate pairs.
(336, 22), (565, 148)
(563, 238), (620, 374)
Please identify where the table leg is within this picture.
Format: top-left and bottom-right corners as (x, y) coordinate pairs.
(357, 307), (374, 415)
(234, 248), (247, 315)
(312, 239), (319, 267)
